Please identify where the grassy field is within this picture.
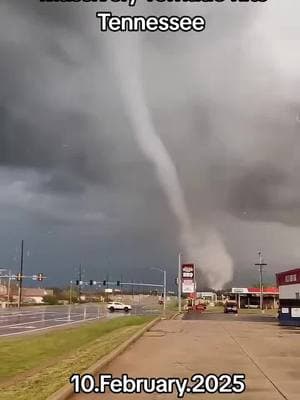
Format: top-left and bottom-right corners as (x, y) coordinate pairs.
(0, 315), (154, 400)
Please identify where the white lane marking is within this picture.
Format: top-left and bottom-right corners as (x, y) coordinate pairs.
(54, 318), (74, 322)
(0, 311), (70, 319)
(0, 317), (100, 337)
(9, 325), (37, 329)
(0, 313), (101, 328)
(0, 316), (80, 328)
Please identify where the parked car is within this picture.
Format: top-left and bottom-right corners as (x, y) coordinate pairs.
(195, 302), (206, 312)
(107, 301), (132, 313)
(224, 300), (238, 314)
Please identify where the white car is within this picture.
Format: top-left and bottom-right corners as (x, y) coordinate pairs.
(107, 301), (132, 313)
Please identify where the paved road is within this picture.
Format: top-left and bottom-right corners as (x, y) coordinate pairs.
(0, 303), (158, 337)
(184, 310), (278, 323)
(70, 312), (300, 400)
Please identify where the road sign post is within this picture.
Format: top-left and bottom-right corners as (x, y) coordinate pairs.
(163, 269), (167, 317)
(178, 253), (182, 313)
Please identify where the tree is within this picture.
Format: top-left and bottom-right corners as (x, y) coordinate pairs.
(42, 295), (59, 305)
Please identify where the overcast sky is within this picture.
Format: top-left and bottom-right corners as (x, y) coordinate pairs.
(0, 0), (300, 288)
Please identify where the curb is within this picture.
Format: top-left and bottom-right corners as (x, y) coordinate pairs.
(169, 311), (181, 320)
(47, 317), (161, 400)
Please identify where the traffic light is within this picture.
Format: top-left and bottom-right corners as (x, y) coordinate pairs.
(103, 280), (106, 286)
(90, 280), (94, 286)
(76, 280), (80, 286)
(16, 273), (21, 281)
(37, 273), (44, 282)
(117, 280), (120, 286)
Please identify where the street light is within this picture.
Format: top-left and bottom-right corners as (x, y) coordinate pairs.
(69, 280), (73, 305)
(151, 267), (167, 316)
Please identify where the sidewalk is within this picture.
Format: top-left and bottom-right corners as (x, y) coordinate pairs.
(71, 317), (299, 399)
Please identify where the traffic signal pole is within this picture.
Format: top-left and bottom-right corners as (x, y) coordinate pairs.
(17, 240), (24, 309)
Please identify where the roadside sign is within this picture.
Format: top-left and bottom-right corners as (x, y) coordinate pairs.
(181, 264), (195, 294)
(232, 288), (248, 294)
(182, 281), (195, 293)
(182, 264), (194, 279)
(291, 308), (300, 318)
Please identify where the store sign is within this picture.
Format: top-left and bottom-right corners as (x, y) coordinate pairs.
(285, 274), (297, 283)
(182, 281), (195, 293)
(182, 264), (194, 279)
(232, 288), (248, 294)
(291, 308), (300, 318)
(181, 264), (195, 294)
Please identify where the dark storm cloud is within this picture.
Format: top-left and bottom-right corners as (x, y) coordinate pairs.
(0, 105), (114, 187)
(228, 163), (300, 227)
(0, 0), (114, 190)
(228, 164), (286, 216)
(1, 0), (300, 286)
(33, 172), (86, 195)
(6, 0), (85, 31)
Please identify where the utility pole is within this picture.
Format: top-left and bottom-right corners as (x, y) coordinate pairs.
(255, 251), (267, 311)
(178, 252), (182, 313)
(151, 267), (167, 317)
(17, 240), (24, 309)
(163, 269), (167, 316)
(7, 270), (11, 303)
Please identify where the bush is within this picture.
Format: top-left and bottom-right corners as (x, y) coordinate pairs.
(42, 295), (59, 305)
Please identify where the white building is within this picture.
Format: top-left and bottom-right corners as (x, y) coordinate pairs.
(196, 292), (217, 304)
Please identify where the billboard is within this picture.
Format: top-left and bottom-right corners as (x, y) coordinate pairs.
(181, 264), (195, 294)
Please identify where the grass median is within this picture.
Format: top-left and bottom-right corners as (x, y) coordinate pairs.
(0, 315), (155, 400)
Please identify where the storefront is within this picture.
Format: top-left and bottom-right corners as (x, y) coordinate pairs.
(231, 287), (279, 309)
(276, 268), (300, 326)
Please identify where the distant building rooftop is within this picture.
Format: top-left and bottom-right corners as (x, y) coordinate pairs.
(231, 287), (279, 295)
(22, 288), (53, 297)
(276, 268), (300, 286)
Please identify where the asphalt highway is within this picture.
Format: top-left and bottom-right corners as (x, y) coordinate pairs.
(0, 303), (157, 337)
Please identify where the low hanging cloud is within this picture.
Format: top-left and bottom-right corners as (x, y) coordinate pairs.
(0, 1), (300, 286)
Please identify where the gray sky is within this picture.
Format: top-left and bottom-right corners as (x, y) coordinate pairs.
(0, 1), (300, 288)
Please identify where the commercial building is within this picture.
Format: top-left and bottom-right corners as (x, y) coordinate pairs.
(231, 287), (279, 309)
(196, 292), (217, 304)
(13, 288), (53, 304)
(276, 268), (300, 326)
